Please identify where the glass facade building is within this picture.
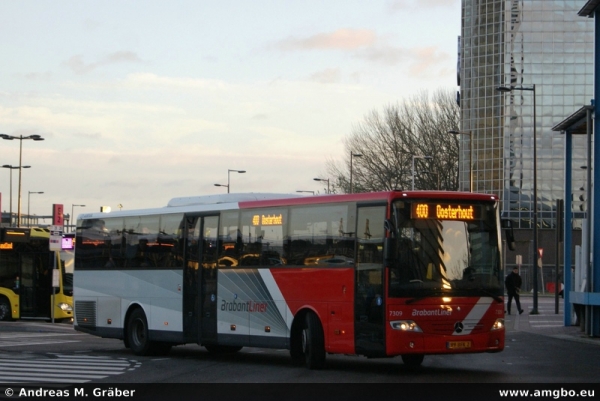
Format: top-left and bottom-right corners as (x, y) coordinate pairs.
(458, 0), (594, 229)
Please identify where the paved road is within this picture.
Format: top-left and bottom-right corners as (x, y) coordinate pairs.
(0, 295), (598, 385)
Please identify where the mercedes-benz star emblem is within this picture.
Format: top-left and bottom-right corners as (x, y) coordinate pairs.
(454, 322), (464, 333)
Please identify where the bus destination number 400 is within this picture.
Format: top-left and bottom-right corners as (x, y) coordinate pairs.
(411, 203), (482, 221)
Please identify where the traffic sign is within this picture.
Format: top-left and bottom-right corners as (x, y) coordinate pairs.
(49, 235), (62, 251)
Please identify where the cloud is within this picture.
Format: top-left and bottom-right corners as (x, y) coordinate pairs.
(276, 29), (377, 51)
(356, 46), (409, 65)
(63, 51), (142, 75)
(355, 44), (450, 77)
(309, 68), (341, 84)
(408, 46), (450, 76)
(23, 72), (53, 81)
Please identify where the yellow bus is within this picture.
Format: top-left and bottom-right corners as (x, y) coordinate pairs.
(0, 227), (74, 322)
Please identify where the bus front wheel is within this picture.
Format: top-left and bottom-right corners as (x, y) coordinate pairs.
(0, 297), (11, 321)
(301, 312), (325, 370)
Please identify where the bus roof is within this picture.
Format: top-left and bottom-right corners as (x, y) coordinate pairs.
(238, 190), (498, 209)
(76, 191), (498, 220)
(166, 193), (301, 207)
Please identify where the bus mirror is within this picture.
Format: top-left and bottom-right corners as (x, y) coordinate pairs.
(384, 219), (395, 236)
(502, 219), (516, 251)
(384, 237), (397, 265)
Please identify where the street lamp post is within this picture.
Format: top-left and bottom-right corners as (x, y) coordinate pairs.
(2, 165), (30, 226)
(350, 152), (363, 193)
(497, 84), (538, 314)
(214, 169), (246, 193)
(27, 191), (44, 227)
(411, 156), (433, 190)
(448, 130), (473, 192)
(313, 178), (330, 194)
(0, 134), (45, 227)
(71, 204), (86, 232)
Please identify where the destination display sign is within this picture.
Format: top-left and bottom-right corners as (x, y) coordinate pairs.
(411, 203), (482, 221)
(252, 214), (283, 226)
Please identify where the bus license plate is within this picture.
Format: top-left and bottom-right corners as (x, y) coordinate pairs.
(447, 341), (472, 350)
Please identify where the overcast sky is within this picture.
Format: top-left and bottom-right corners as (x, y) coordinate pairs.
(0, 0), (460, 220)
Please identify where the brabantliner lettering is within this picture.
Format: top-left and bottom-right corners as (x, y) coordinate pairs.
(221, 299), (268, 312)
(412, 309), (452, 316)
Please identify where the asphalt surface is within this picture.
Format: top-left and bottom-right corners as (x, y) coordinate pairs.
(504, 293), (599, 346)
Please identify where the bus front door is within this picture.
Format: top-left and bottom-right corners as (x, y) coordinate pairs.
(182, 215), (219, 344)
(354, 205), (386, 357)
(199, 216), (219, 343)
(20, 251), (51, 319)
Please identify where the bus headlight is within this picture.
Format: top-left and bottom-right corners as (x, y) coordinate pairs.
(390, 320), (423, 332)
(491, 318), (504, 331)
(58, 303), (73, 312)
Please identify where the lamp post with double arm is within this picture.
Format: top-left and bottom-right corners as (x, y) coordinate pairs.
(0, 134), (45, 227)
(214, 169), (246, 193)
(2, 164), (30, 226)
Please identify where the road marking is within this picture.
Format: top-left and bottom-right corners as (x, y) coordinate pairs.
(0, 332), (86, 347)
(0, 354), (140, 383)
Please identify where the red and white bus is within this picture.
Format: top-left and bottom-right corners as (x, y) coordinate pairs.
(73, 191), (512, 368)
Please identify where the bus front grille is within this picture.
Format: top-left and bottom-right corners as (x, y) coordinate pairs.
(75, 301), (97, 328)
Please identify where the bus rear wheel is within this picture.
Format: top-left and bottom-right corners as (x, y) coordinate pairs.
(127, 308), (153, 355)
(301, 312), (325, 370)
(0, 297), (11, 321)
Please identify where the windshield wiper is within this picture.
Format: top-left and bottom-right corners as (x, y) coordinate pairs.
(476, 288), (503, 303)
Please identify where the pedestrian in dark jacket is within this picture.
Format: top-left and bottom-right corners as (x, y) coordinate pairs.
(505, 267), (524, 315)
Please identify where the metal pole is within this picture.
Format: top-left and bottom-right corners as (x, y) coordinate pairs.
(411, 157), (416, 190)
(350, 151), (353, 194)
(17, 137), (23, 227)
(532, 84), (539, 314)
(555, 199), (563, 314)
(8, 168), (12, 226)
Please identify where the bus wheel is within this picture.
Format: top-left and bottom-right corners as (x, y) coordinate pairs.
(301, 312), (325, 370)
(401, 354), (424, 368)
(0, 297), (11, 321)
(127, 308), (152, 356)
(289, 320), (304, 364)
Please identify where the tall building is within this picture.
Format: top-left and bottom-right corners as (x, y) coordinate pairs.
(458, 0), (593, 230)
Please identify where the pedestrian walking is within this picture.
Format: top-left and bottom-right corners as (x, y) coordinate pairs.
(505, 267), (524, 315)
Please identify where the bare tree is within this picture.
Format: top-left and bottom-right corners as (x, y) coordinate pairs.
(326, 89), (460, 193)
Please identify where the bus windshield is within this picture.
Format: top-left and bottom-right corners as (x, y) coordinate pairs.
(388, 200), (502, 297)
